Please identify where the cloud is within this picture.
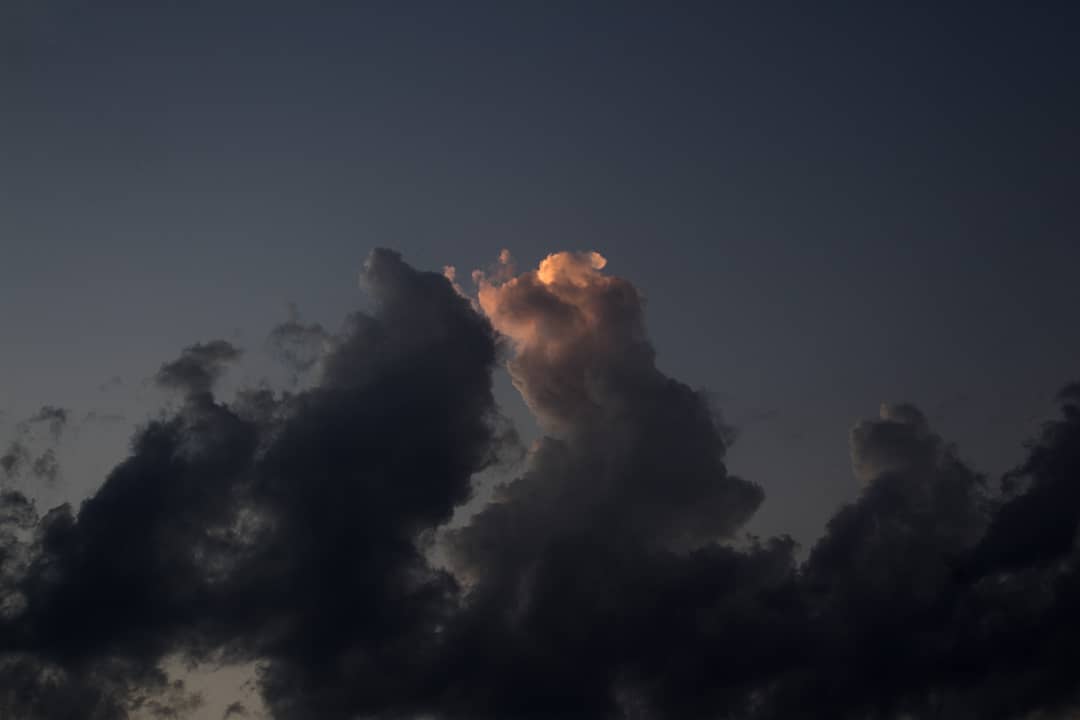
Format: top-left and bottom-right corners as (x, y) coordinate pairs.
(0, 442), (59, 481)
(771, 401), (989, 718)
(468, 250), (762, 549)
(0, 249), (507, 719)
(29, 450), (59, 484)
(0, 406), (72, 483)
(222, 700), (249, 718)
(430, 250), (769, 716)
(266, 304), (331, 385)
(0, 442), (29, 478)
(25, 406), (69, 440)
(155, 340), (243, 398)
(968, 382), (1080, 575)
(1, 248), (1080, 719)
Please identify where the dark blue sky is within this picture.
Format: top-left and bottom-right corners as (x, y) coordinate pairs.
(2, 2), (1078, 545)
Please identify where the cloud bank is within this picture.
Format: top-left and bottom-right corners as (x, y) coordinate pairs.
(0, 249), (1078, 719)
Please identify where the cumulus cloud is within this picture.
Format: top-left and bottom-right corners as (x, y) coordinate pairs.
(398, 250), (766, 717)
(0, 249), (507, 719)
(0, 248), (1079, 719)
(467, 250), (762, 549)
(969, 382), (1080, 575)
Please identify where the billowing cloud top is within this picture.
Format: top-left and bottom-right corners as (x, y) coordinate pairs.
(475, 251), (648, 431)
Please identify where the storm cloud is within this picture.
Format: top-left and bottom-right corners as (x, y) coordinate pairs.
(1, 249), (1079, 719)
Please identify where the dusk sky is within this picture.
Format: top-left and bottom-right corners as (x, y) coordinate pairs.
(2, 4), (1079, 719)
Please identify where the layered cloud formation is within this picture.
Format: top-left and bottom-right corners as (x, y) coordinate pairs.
(1, 249), (1079, 719)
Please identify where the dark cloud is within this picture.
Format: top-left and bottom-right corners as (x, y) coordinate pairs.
(0, 249), (507, 719)
(403, 250), (771, 717)
(222, 701), (248, 718)
(235, 248), (507, 718)
(0, 654), (154, 720)
(2, 249), (1080, 719)
(0, 408), (71, 484)
(266, 305), (331, 385)
(0, 490), (35, 619)
(0, 491), (204, 719)
(155, 340), (243, 398)
(762, 403), (989, 718)
(0, 442), (29, 478)
(25, 406), (70, 440)
(735, 384), (1080, 720)
(30, 450), (59, 484)
(969, 383), (1080, 575)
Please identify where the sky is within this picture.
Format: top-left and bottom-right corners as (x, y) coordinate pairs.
(1, 3), (1080, 719)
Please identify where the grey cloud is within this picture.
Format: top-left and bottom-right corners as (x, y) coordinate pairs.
(266, 305), (331, 385)
(222, 700), (249, 718)
(30, 450), (59, 484)
(156, 340), (243, 397)
(25, 406), (69, 440)
(0, 249), (1078, 719)
(0, 442), (29, 478)
(0, 249), (506, 719)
